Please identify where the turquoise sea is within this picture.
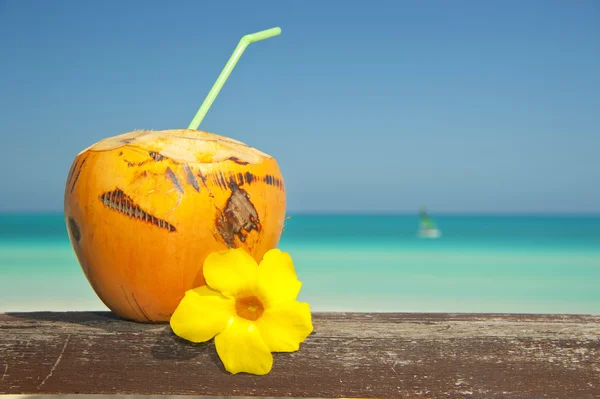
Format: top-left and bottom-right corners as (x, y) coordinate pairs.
(1, 213), (599, 315)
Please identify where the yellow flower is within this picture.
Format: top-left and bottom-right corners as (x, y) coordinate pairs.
(170, 248), (313, 375)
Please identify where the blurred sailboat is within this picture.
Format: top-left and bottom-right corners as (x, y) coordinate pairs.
(418, 207), (441, 238)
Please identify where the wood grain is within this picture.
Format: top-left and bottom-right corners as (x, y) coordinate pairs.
(1, 312), (599, 398)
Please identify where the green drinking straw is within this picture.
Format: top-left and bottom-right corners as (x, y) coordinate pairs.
(187, 27), (282, 130)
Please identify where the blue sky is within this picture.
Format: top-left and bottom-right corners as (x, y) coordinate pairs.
(0, 0), (598, 213)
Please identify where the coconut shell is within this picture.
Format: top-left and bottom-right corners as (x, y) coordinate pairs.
(64, 129), (286, 322)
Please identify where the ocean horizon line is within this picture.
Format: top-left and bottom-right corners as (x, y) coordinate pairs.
(1, 210), (600, 218)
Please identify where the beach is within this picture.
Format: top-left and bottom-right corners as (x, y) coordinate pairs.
(1, 213), (599, 315)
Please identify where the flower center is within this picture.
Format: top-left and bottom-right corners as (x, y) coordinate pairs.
(235, 295), (264, 321)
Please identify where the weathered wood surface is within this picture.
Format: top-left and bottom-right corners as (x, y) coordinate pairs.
(1, 312), (599, 398)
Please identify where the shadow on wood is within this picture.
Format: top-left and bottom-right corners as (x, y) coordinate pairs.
(1, 312), (599, 398)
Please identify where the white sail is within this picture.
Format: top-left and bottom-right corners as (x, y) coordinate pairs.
(418, 207), (441, 239)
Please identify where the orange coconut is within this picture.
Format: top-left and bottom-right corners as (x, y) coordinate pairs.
(64, 129), (286, 322)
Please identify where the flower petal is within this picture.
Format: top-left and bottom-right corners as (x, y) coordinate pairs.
(215, 318), (273, 375)
(257, 249), (302, 306)
(170, 285), (234, 343)
(256, 300), (313, 352)
(203, 248), (259, 297)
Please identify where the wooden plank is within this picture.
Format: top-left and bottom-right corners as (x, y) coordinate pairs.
(1, 312), (599, 398)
